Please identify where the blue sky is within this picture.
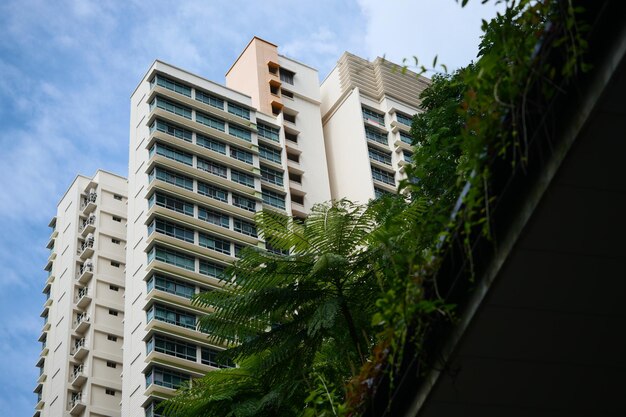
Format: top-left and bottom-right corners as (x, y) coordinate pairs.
(0, 0), (500, 415)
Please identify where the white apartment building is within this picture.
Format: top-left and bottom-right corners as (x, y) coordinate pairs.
(321, 52), (430, 202)
(35, 170), (127, 417)
(37, 37), (427, 417)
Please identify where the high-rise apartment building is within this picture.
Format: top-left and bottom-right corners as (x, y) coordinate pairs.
(321, 52), (429, 201)
(35, 170), (127, 417)
(37, 37), (427, 417)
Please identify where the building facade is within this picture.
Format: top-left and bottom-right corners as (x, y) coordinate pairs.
(35, 170), (127, 417)
(37, 37), (427, 417)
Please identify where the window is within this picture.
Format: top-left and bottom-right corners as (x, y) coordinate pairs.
(148, 246), (195, 271)
(285, 131), (298, 143)
(270, 84), (279, 95)
(149, 143), (193, 166)
(150, 97), (192, 119)
(403, 151), (413, 164)
(112, 216), (122, 222)
(197, 158), (227, 178)
(147, 274), (195, 299)
(196, 112), (225, 132)
(399, 131), (413, 144)
(396, 112), (414, 126)
(147, 334), (196, 361)
(109, 285), (119, 291)
(197, 181), (228, 203)
(287, 152), (299, 163)
(232, 193), (256, 212)
(368, 146), (392, 165)
(112, 238), (121, 244)
(196, 133), (226, 154)
(149, 167), (194, 191)
(371, 166), (396, 185)
(230, 147), (253, 164)
(260, 165), (283, 186)
(151, 75), (191, 97)
(229, 125), (252, 141)
(283, 112), (296, 124)
(257, 123), (280, 142)
(107, 361), (117, 368)
(289, 172), (302, 183)
(149, 192), (194, 217)
(109, 309), (118, 316)
(201, 347), (234, 368)
(279, 68), (295, 85)
(262, 188), (285, 210)
(234, 243), (246, 258)
(374, 187), (393, 199)
(145, 366), (190, 390)
(107, 335), (118, 342)
(266, 242), (289, 256)
(198, 206), (229, 228)
(259, 144), (281, 164)
(227, 102), (250, 120)
(198, 259), (225, 279)
(149, 218), (195, 243)
(199, 233), (231, 255)
(362, 107), (385, 125)
(147, 303), (196, 329)
(195, 90), (224, 110)
(113, 194), (123, 201)
(111, 261), (120, 268)
(291, 194), (304, 205)
(365, 126), (388, 145)
(231, 170), (255, 188)
(150, 119), (193, 142)
(105, 389), (116, 396)
(281, 89), (294, 99)
(268, 64), (278, 75)
(233, 218), (257, 237)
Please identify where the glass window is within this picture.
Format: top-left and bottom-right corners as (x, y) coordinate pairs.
(227, 102), (250, 120)
(196, 90), (224, 110)
(196, 112), (225, 132)
(197, 181), (228, 203)
(149, 167), (194, 191)
(146, 366), (191, 390)
(197, 158), (227, 178)
(149, 218), (195, 243)
(230, 147), (253, 164)
(362, 107), (385, 125)
(233, 218), (257, 237)
(403, 151), (413, 164)
(152, 75), (191, 97)
(147, 304), (196, 329)
(147, 334), (197, 361)
(148, 246), (195, 271)
(257, 123), (280, 142)
(399, 131), (413, 144)
(150, 143), (193, 166)
(368, 146), (392, 165)
(150, 119), (192, 142)
(259, 144), (281, 164)
(396, 112), (414, 126)
(196, 134), (226, 154)
(260, 165), (283, 186)
(262, 188), (285, 210)
(151, 192), (194, 217)
(201, 347), (234, 368)
(198, 206), (229, 228)
(147, 274), (195, 299)
(151, 97), (192, 119)
(365, 126), (388, 145)
(374, 187), (393, 199)
(371, 166), (396, 186)
(198, 259), (225, 279)
(231, 170), (255, 188)
(232, 194), (256, 212)
(199, 233), (231, 255)
(229, 125), (252, 141)
(279, 68), (295, 85)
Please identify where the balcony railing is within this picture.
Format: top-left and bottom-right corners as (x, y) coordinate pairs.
(79, 214), (96, 232)
(72, 364), (84, 379)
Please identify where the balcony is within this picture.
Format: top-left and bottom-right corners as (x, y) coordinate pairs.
(42, 316), (50, 332)
(37, 366), (46, 384)
(75, 287), (91, 309)
(71, 338), (88, 360)
(73, 313), (90, 334)
(80, 192), (97, 214)
(76, 262), (93, 284)
(35, 393), (44, 411)
(70, 365), (87, 387)
(40, 340), (48, 357)
(78, 237), (94, 260)
(68, 393), (86, 415)
(79, 214), (96, 237)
